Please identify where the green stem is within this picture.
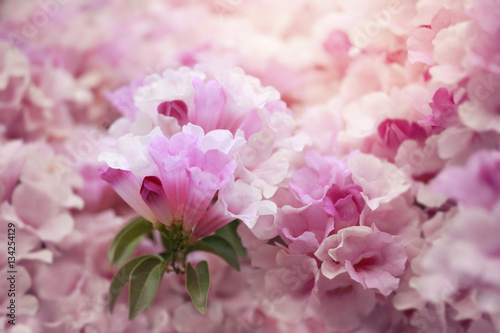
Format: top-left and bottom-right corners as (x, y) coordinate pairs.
(154, 223), (189, 274)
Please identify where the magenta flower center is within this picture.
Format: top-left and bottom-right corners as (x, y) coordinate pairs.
(157, 100), (189, 126)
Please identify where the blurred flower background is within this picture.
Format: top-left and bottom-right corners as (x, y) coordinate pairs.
(1, 0), (500, 332)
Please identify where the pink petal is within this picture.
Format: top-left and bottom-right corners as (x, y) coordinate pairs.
(140, 176), (173, 227)
(191, 77), (226, 132)
(148, 135), (190, 219)
(345, 260), (400, 296)
(183, 149), (236, 230)
(407, 27), (436, 65)
(100, 167), (157, 223)
(105, 78), (145, 119)
(157, 100), (189, 126)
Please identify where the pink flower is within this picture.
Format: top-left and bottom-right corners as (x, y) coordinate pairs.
(100, 124), (274, 238)
(433, 150), (500, 210)
(323, 183), (365, 230)
(0, 140), (24, 202)
(146, 130), (236, 231)
(296, 98), (343, 155)
(244, 246), (319, 323)
(420, 88), (460, 131)
(289, 150), (349, 205)
(429, 22), (470, 85)
(323, 30), (351, 75)
(468, 0), (500, 75)
(106, 66), (306, 204)
(0, 42), (30, 110)
(458, 73), (500, 133)
(323, 30), (352, 59)
(1, 142), (83, 247)
(277, 205), (334, 255)
(105, 78), (145, 119)
(0, 41), (98, 141)
(349, 153), (411, 210)
(315, 226), (407, 296)
(310, 273), (376, 331)
(113, 66), (281, 138)
(407, 27), (436, 65)
(157, 99), (189, 126)
(412, 203), (500, 321)
(377, 118), (427, 151)
(194, 179), (277, 239)
(360, 197), (421, 240)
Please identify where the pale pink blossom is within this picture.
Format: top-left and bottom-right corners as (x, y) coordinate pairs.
(296, 97), (343, 155)
(433, 150), (500, 209)
(277, 205), (334, 255)
(0, 140), (24, 202)
(377, 118), (427, 151)
(467, 0), (500, 74)
(107, 66), (306, 203)
(310, 273), (376, 331)
(430, 22), (470, 85)
(407, 27), (437, 65)
(100, 124), (275, 238)
(349, 153), (411, 210)
(323, 183), (365, 229)
(289, 150), (349, 205)
(242, 242), (319, 325)
(0, 142), (82, 249)
(109, 66), (281, 137)
(394, 136), (445, 180)
(0, 42), (97, 141)
(410, 203), (500, 328)
(419, 87), (461, 131)
(458, 73), (500, 133)
(1, 0), (499, 330)
(316, 226), (407, 296)
(361, 197), (422, 240)
(0, 41), (30, 121)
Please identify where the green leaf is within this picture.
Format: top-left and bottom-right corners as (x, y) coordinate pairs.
(187, 235), (240, 271)
(186, 261), (210, 314)
(108, 255), (154, 313)
(129, 256), (165, 320)
(108, 217), (154, 267)
(215, 219), (247, 259)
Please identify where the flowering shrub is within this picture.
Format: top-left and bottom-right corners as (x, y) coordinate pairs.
(1, 0), (500, 332)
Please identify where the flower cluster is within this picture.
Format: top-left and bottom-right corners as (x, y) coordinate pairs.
(1, 0), (499, 332)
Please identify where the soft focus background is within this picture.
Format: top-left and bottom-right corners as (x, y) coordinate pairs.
(1, 0), (500, 332)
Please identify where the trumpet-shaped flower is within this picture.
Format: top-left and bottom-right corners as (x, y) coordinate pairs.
(99, 124), (274, 238)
